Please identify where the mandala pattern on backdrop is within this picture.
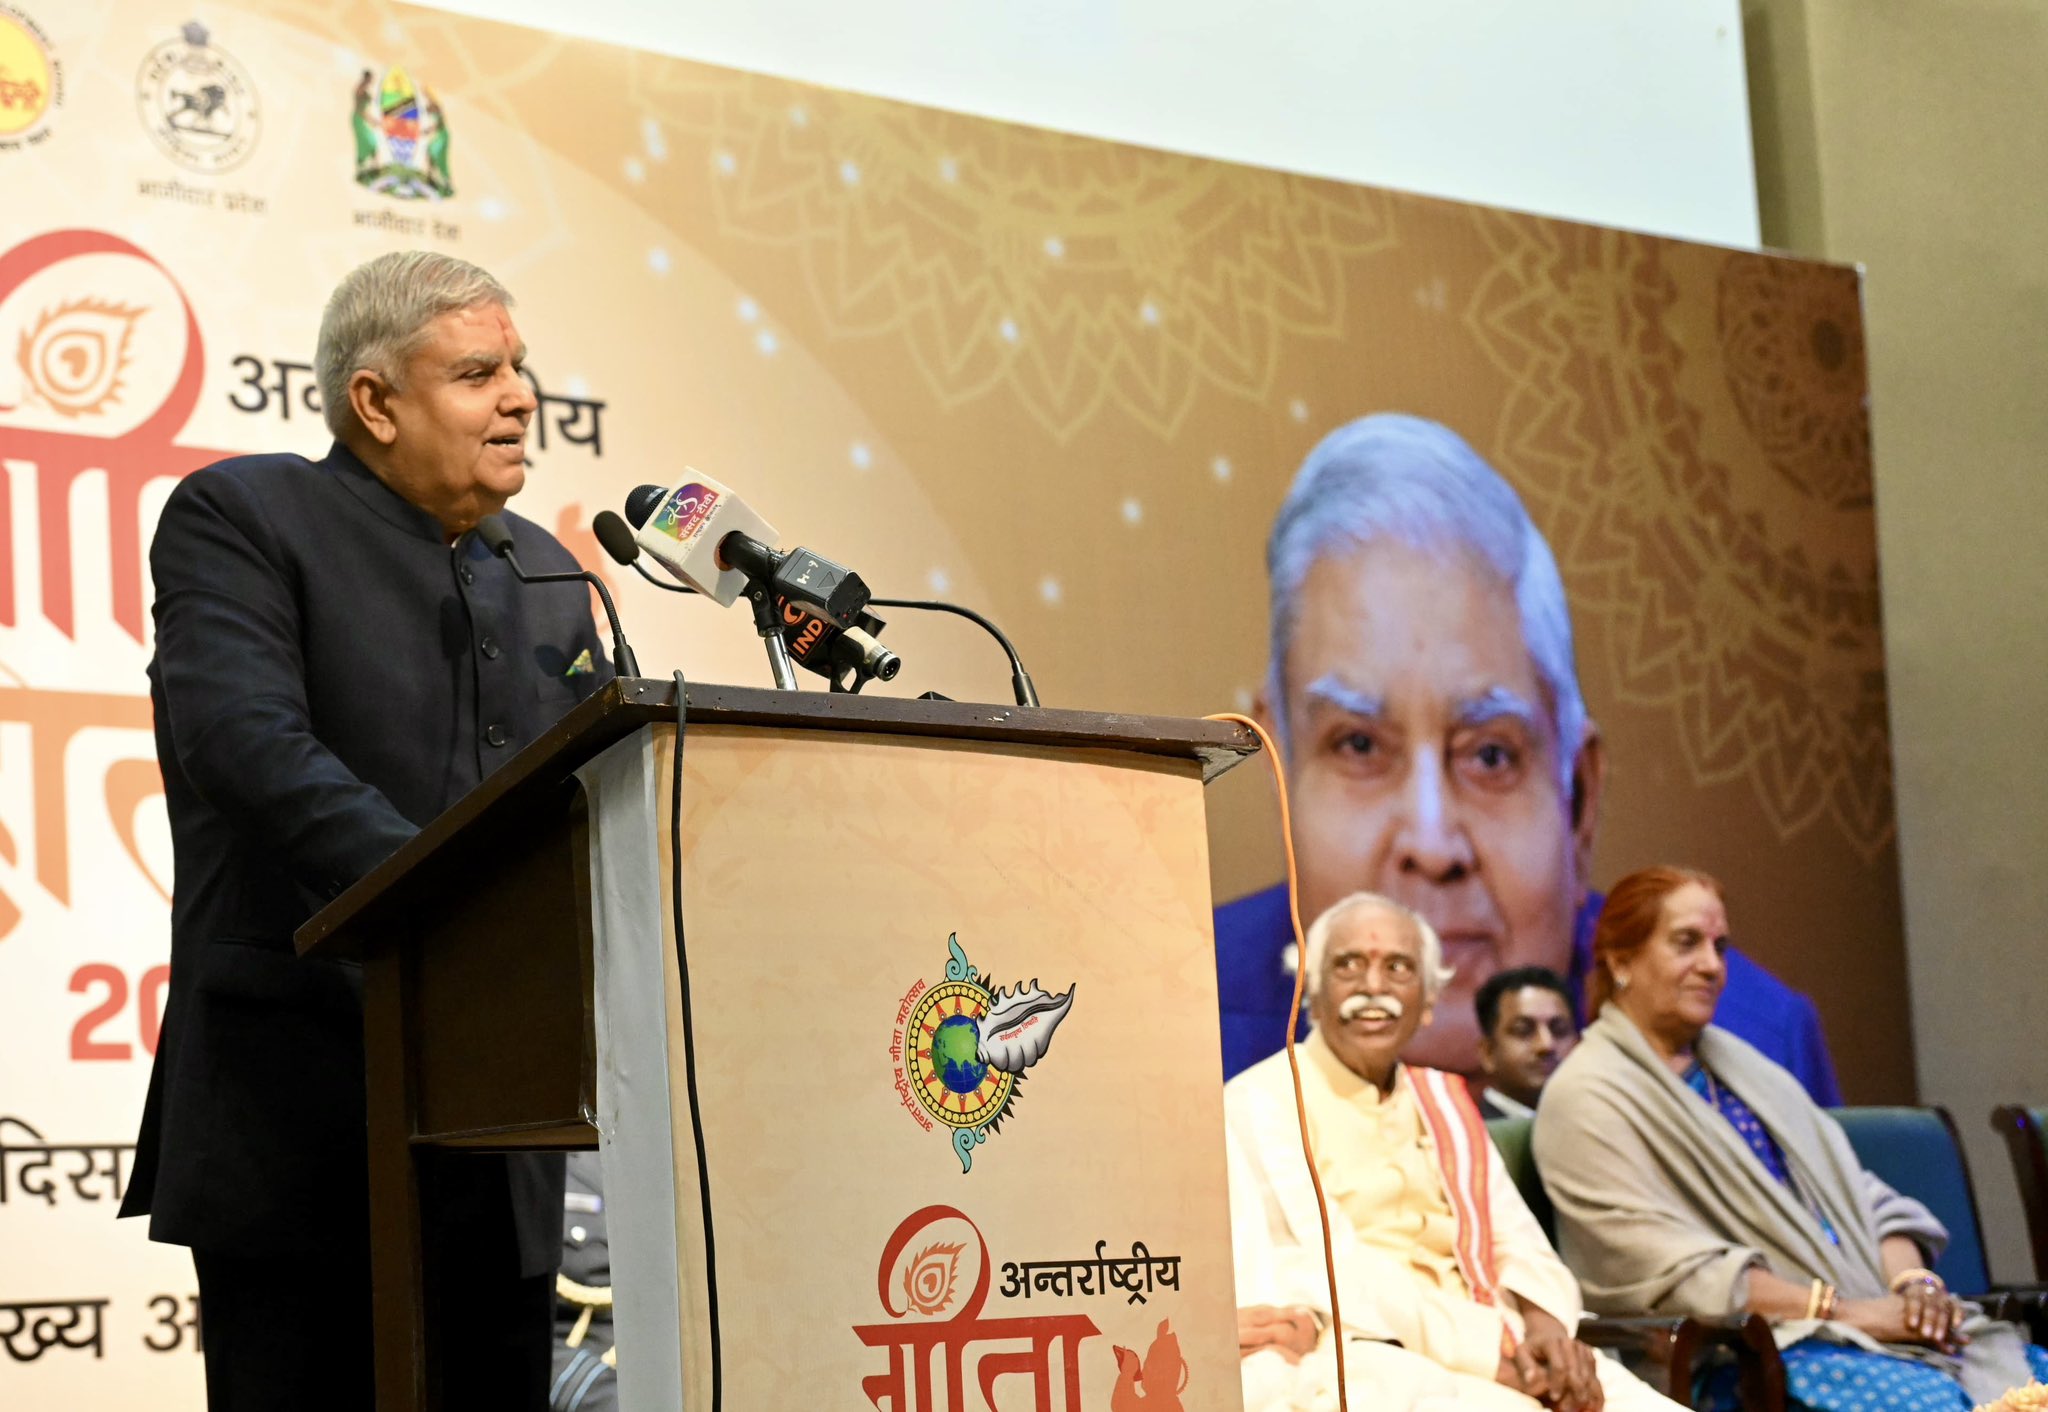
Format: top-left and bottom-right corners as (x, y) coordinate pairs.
(638, 67), (1399, 442)
(1466, 210), (1891, 859)
(1716, 252), (1873, 511)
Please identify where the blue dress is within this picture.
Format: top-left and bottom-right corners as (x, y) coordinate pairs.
(1684, 1061), (2048, 1411)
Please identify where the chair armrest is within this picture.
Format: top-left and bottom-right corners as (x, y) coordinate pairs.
(1979, 1286), (2048, 1342)
(1580, 1313), (1784, 1411)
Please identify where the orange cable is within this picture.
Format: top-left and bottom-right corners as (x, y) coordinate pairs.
(1206, 713), (1349, 1412)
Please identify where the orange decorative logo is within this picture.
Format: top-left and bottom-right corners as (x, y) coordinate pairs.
(16, 298), (148, 418)
(901, 1240), (965, 1316)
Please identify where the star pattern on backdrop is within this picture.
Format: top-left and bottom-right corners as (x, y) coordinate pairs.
(633, 67), (1399, 442)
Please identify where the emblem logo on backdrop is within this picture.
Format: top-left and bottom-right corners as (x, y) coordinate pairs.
(135, 22), (259, 173)
(353, 66), (451, 200)
(891, 935), (1075, 1172)
(15, 298), (147, 419)
(852, 1205), (1191, 1412)
(0, 229), (232, 644)
(0, 3), (59, 150)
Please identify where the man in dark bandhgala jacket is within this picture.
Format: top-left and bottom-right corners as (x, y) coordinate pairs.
(120, 250), (611, 1411)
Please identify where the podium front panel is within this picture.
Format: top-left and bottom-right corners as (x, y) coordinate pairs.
(580, 722), (1245, 1411)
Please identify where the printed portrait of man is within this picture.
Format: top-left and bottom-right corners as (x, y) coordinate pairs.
(1214, 413), (1839, 1102)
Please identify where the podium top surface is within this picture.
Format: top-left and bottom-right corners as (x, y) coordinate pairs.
(296, 677), (1260, 958)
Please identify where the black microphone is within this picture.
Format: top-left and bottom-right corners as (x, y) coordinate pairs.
(475, 514), (641, 678)
(869, 597), (1040, 707)
(599, 507), (901, 691)
(778, 599), (902, 692)
(618, 488), (1031, 703)
(592, 510), (692, 594)
(621, 483), (668, 528)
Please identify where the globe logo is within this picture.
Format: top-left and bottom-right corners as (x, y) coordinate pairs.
(891, 935), (1077, 1172)
(932, 1014), (987, 1095)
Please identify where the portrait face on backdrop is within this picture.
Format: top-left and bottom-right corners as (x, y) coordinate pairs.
(348, 299), (535, 533)
(1263, 534), (1604, 1075)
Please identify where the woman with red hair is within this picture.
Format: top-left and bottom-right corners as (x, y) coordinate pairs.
(1534, 866), (2047, 1412)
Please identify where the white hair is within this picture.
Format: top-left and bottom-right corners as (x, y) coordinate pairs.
(1300, 891), (1453, 1004)
(1264, 413), (1586, 791)
(315, 250), (514, 438)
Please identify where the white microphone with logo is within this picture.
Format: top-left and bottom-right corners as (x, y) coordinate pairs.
(624, 473), (779, 608)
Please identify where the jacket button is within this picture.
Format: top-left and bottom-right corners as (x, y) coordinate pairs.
(480, 635), (500, 659)
(485, 724), (508, 747)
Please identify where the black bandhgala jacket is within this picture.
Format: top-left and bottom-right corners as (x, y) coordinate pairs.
(121, 440), (611, 1275)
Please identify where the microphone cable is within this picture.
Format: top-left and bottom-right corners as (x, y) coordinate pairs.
(1205, 712), (1348, 1412)
(867, 597), (1038, 707)
(668, 667), (722, 1412)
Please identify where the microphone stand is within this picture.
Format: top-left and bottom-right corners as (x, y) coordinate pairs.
(474, 518), (642, 677)
(613, 556), (1033, 703)
(740, 578), (799, 691)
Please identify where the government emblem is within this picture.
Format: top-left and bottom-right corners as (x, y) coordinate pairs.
(890, 935), (1075, 1173)
(135, 22), (259, 174)
(352, 66), (451, 201)
(0, 3), (59, 149)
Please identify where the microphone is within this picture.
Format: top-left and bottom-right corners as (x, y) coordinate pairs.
(599, 508), (902, 691)
(778, 599), (902, 692)
(592, 510), (691, 595)
(623, 479), (869, 627)
(622, 475), (778, 608)
(869, 596), (1040, 707)
(475, 514), (641, 678)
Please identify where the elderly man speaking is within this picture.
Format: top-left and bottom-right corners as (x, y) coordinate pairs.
(120, 251), (610, 1410)
(1225, 892), (1682, 1412)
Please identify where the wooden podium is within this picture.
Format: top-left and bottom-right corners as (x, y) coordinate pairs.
(299, 677), (1259, 1412)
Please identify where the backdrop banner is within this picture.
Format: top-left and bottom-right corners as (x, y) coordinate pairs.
(0, 0), (1896, 1405)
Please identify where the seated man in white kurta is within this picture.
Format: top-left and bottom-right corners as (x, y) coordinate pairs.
(1225, 891), (1683, 1412)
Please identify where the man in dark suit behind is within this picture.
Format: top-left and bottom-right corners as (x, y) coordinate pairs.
(119, 251), (612, 1410)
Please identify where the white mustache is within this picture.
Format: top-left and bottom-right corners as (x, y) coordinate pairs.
(1338, 993), (1404, 1022)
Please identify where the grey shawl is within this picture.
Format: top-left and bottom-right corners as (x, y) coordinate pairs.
(1533, 1009), (2032, 1403)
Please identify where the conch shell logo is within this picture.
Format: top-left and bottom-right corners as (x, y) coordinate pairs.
(900, 1240), (964, 1316)
(16, 298), (147, 418)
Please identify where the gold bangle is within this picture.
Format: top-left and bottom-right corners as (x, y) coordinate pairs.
(1805, 1278), (1825, 1320)
(1889, 1266), (1944, 1294)
(1819, 1284), (1839, 1321)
